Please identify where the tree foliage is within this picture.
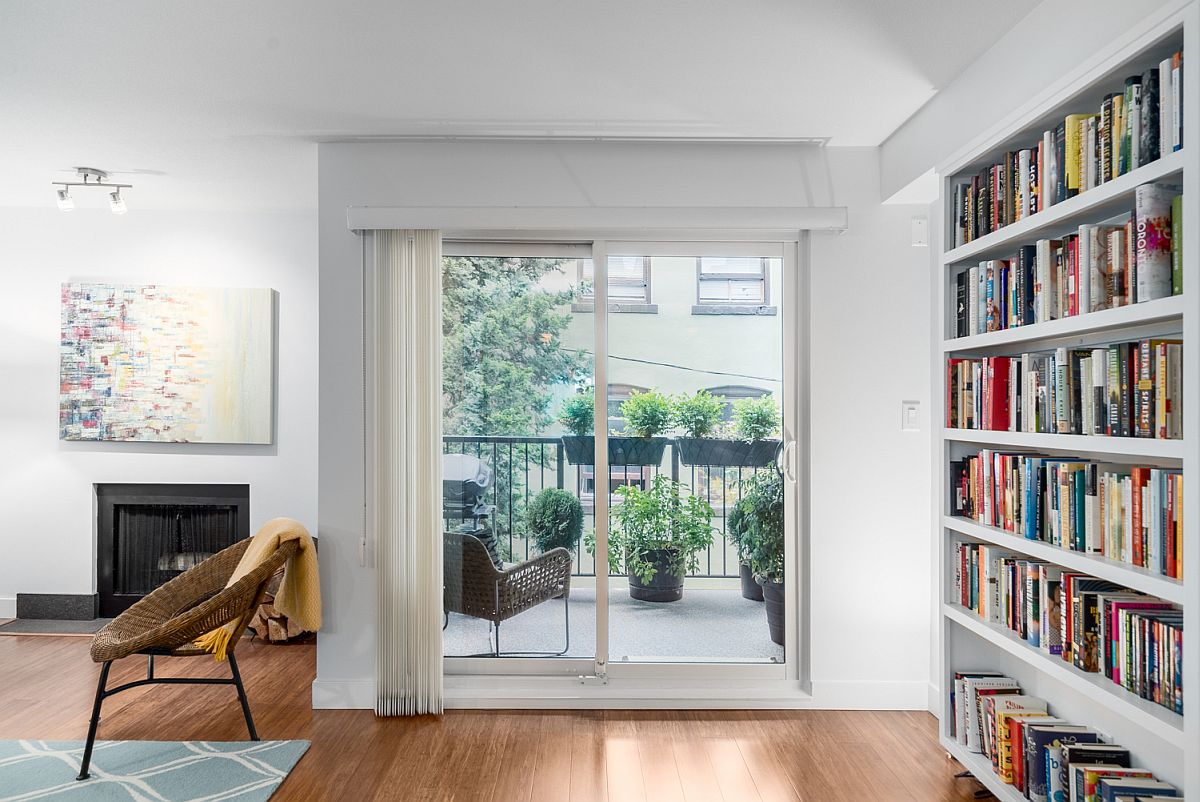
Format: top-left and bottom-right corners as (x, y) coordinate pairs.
(442, 257), (589, 436)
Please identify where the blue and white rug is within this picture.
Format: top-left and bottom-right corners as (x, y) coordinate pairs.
(0, 740), (309, 801)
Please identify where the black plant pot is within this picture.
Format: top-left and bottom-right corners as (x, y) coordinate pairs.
(560, 435), (670, 467)
(560, 434), (595, 465)
(628, 548), (684, 602)
(762, 579), (785, 645)
(608, 436), (669, 467)
(675, 437), (782, 468)
(739, 561), (764, 602)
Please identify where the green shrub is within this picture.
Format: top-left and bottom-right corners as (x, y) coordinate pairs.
(733, 395), (780, 441)
(619, 390), (672, 437)
(526, 488), (584, 554)
(731, 470), (785, 583)
(558, 390), (594, 436)
(587, 474), (714, 583)
(672, 390), (725, 438)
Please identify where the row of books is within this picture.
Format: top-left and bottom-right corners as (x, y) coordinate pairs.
(950, 451), (1182, 579)
(953, 184), (1182, 338)
(945, 340), (1184, 439)
(951, 51), (1184, 247)
(952, 670), (1181, 801)
(952, 544), (1184, 714)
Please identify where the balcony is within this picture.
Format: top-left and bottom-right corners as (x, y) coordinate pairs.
(442, 435), (784, 661)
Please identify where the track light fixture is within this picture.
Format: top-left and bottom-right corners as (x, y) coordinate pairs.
(51, 167), (132, 213)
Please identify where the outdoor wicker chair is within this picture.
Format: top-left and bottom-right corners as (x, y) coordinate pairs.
(443, 532), (572, 657)
(76, 538), (298, 781)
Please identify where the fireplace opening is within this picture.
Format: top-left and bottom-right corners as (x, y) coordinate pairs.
(96, 484), (250, 617)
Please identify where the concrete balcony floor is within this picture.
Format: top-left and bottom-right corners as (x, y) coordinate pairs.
(443, 579), (785, 662)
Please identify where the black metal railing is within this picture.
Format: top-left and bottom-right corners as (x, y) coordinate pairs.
(443, 435), (770, 578)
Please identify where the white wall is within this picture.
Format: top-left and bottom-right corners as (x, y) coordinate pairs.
(880, 0), (1179, 200)
(0, 208), (319, 618)
(317, 140), (932, 706)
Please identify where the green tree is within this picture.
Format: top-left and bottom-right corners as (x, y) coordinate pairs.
(442, 256), (589, 436)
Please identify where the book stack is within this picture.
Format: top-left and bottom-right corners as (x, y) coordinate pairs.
(950, 451), (1183, 579)
(945, 339), (1184, 439)
(952, 551), (1184, 714)
(951, 671), (1181, 800)
(953, 183), (1183, 338)
(951, 51), (1184, 248)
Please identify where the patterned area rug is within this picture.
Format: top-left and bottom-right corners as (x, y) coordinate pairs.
(0, 740), (309, 801)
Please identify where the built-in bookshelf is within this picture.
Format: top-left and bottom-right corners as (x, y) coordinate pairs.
(934, 4), (1197, 800)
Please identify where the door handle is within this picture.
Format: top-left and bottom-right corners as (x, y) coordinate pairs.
(780, 440), (798, 483)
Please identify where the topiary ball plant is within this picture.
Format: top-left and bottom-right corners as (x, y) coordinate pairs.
(732, 394), (780, 442)
(526, 488), (584, 554)
(558, 390), (594, 436)
(673, 390), (725, 438)
(620, 390), (673, 437)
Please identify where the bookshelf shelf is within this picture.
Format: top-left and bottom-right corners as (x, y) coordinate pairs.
(942, 295), (1184, 353)
(935, 5), (1196, 795)
(942, 604), (1184, 744)
(939, 738), (1026, 802)
(943, 428), (1184, 460)
(942, 150), (1184, 266)
(942, 515), (1185, 603)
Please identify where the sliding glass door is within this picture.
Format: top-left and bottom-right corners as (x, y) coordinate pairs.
(441, 238), (800, 679)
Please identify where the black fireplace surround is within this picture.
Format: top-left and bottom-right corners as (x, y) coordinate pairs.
(95, 483), (250, 617)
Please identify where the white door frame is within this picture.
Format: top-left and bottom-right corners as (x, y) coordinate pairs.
(440, 231), (812, 703)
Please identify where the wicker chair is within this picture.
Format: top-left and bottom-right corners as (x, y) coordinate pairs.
(77, 538), (298, 781)
(443, 533), (572, 657)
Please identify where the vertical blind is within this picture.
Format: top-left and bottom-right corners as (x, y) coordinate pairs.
(373, 229), (444, 716)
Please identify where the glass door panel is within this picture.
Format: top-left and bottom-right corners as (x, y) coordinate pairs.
(603, 244), (787, 664)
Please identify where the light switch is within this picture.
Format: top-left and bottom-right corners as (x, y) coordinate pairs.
(901, 400), (920, 431)
(911, 216), (929, 247)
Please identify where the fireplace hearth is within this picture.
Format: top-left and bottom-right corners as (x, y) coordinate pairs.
(96, 484), (250, 617)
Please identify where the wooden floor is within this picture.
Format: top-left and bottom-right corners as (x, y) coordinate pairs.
(0, 634), (981, 801)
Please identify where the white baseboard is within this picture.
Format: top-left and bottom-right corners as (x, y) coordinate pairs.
(312, 679), (376, 710)
(309, 676), (929, 711)
(0, 597), (15, 619)
(927, 681), (940, 716)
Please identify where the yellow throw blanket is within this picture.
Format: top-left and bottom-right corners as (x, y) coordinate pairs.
(194, 517), (321, 661)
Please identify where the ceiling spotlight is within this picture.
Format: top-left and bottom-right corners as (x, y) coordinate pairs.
(51, 167), (132, 213)
(56, 188), (74, 211)
(109, 189), (127, 215)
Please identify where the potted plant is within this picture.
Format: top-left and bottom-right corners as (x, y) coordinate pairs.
(526, 488), (584, 554)
(589, 474), (714, 602)
(733, 469), (785, 643)
(672, 390), (735, 467)
(609, 390), (672, 467)
(725, 502), (762, 602)
(727, 395), (782, 468)
(558, 389), (595, 465)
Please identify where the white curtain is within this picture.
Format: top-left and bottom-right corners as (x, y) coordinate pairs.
(372, 229), (444, 716)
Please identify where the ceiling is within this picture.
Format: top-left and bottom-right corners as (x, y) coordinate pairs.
(0, 0), (1039, 210)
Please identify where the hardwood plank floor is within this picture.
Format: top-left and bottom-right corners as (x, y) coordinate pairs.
(0, 634), (983, 801)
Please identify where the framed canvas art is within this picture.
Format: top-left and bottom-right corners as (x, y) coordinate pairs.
(60, 283), (274, 444)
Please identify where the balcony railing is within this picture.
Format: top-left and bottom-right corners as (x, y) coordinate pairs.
(443, 435), (771, 578)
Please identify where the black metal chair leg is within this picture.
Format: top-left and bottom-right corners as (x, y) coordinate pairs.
(492, 622), (500, 658)
(77, 661), (111, 781)
(227, 653), (258, 741)
(559, 597), (570, 656)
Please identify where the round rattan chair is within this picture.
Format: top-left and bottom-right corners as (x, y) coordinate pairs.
(77, 538), (299, 781)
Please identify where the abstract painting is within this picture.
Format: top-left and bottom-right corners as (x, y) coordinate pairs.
(60, 283), (274, 443)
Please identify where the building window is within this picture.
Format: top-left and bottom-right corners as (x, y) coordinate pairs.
(693, 257), (778, 316)
(606, 383), (648, 434)
(572, 257), (658, 313)
(704, 385), (770, 423)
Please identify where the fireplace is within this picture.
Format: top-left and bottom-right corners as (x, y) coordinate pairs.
(96, 484), (250, 617)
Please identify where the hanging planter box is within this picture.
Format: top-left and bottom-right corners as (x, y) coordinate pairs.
(560, 435), (670, 467)
(674, 437), (781, 468)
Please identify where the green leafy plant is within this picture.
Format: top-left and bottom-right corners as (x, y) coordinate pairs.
(558, 390), (594, 436)
(587, 474), (714, 583)
(730, 470), (785, 583)
(672, 390), (725, 438)
(733, 395), (780, 442)
(619, 390), (673, 437)
(526, 488), (584, 554)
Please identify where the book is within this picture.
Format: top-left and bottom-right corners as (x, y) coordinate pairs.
(1072, 766), (1152, 802)
(1134, 184), (1179, 301)
(1098, 777), (1179, 802)
(1171, 194), (1182, 295)
(1056, 744), (1130, 802)
(1025, 724), (1098, 802)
